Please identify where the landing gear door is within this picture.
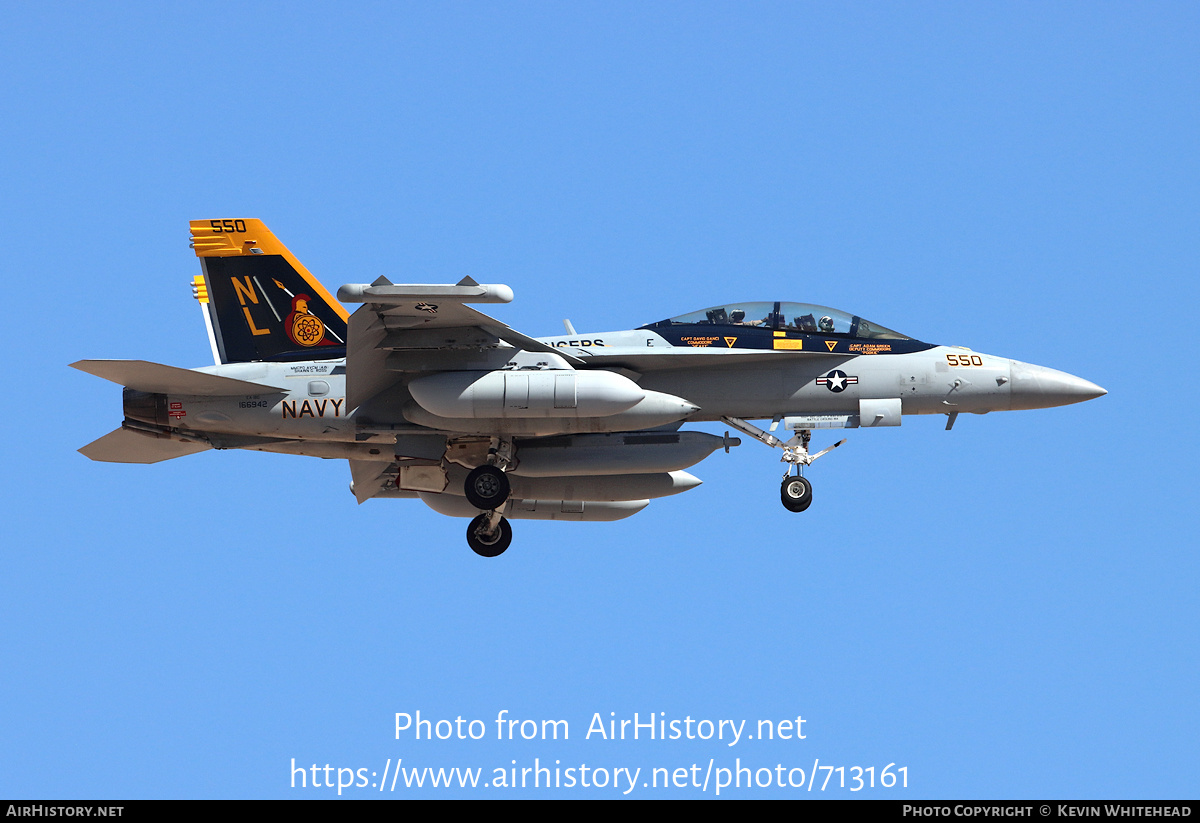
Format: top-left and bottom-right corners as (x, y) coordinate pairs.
(859, 398), (902, 427)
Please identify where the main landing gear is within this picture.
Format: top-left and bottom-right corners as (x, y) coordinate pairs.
(721, 417), (846, 514)
(464, 437), (514, 557)
(467, 511), (512, 557)
(464, 465), (510, 510)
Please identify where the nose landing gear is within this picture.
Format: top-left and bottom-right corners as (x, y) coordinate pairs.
(721, 417), (846, 514)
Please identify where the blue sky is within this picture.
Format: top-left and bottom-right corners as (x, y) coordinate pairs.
(2, 2), (1197, 798)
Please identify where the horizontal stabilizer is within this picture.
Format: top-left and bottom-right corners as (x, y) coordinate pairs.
(79, 427), (211, 464)
(70, 360), (286, 395)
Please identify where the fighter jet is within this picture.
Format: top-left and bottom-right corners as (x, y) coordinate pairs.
(73, 219), (1106, 557)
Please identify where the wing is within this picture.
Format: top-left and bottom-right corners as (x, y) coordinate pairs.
(338, 277), (581, 411)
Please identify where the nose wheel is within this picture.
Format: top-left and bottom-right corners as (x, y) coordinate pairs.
(781, 474), (813, 512)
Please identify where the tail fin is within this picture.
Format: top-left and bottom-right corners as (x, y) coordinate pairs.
(189, 219), (349, 364)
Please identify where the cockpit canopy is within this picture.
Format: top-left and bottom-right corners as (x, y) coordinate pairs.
(645, 301), (911, 340)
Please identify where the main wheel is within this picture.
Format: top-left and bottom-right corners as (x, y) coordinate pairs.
(464, 465), (510, 510)
(780, 475), (813, 512)
(466, 514), (512, 557)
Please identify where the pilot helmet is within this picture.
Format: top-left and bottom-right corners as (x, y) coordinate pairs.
(730, 309), (746, 323)
(819, 315), (835, 332)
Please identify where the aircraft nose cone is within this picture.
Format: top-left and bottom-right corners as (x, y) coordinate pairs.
(1009, 361), (1107, 410)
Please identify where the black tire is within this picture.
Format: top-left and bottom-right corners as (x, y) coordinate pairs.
(464, 465), (510, 510)
(466, 514), (512, 558)
(780, 475), (813, 513)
